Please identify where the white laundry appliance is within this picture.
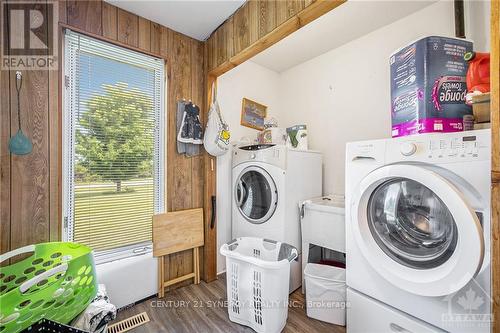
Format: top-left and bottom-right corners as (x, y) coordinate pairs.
(232, 144), (322, 292)
(345, 129), (491, 333)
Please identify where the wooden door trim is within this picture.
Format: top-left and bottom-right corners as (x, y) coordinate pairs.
(202, 74), (218, 282)
(491, 0), (499, 331)
(59, 23), (163, 59)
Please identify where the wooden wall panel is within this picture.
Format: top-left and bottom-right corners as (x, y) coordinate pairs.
(213, 29), (223, 66)
(138, 17), (151, 51)
(67, 0), (102, 35)
(216, 19), (235, 67)
(167, 30), (193, 211)
(102, 2), (117, 40)
(224, 17), (235, 60)
(206, 0), (345, 74)
(248, 0), (259, 45)
(233, 4), (250, 55)
(207, 30), (218, 71)
(163, 29), (206, 287)
(493, 183), (500, 332)
(4, 1), (53, 252)
(276, 0), (302, 26)
(190, 40), (205, 210)
(48, 9), (61, 243)
(159, 26), (169, 58)
(492, 0), (500, 176)
(58, 0), (67, 24)
(304, 0), (315, 8)
(0, 66), (11, 257)
(9, 70), (50, 249)
(203, 74), (217, 282)
(117, 8), (139, 47)
(258, 0), (277, 38)
(150, 23), (161, 55)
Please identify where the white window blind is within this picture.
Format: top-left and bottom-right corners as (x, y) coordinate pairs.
(63, 30), (165, 257)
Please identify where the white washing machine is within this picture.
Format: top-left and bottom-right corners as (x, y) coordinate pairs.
(345, 129), (491, 333)
(232, 144), (322, 291)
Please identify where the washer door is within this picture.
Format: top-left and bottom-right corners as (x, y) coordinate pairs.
(235, 166), (278, 224)
(351, 164), (484, 296)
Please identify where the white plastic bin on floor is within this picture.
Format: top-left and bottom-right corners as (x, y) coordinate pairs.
(220, 237), (298, 333)
(304, 263), (346, 326)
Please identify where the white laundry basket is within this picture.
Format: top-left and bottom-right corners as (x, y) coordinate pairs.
(304, 263), (346, 326)
(220, 237), (298, 333)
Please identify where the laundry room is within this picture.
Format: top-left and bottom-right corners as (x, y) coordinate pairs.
(214, 0), (494, 332)
(0, 1), (498, 333)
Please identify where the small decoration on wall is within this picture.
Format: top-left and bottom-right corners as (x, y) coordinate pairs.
(9, 71), (32, 155)
(241, 98), (267, 130)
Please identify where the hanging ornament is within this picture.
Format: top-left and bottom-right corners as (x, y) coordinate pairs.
(8, 71), (32, 155)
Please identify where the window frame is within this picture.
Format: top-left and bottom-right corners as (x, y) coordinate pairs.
(62, 29), (166, 263)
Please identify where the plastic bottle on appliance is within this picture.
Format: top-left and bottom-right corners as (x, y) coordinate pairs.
(464, 51), (490, 104)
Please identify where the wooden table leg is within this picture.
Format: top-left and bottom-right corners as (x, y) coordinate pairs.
(193, 247), (200, 284)
(158, 256), (164, 298)
(197, 247), (200, 284)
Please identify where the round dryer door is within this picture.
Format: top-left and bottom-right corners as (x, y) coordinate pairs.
(235, 166), (278, 224)
(351, 164), (484, 297)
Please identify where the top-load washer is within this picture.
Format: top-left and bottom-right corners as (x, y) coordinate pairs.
(232, 144), (322, 291)
(345, 129), (491, 332)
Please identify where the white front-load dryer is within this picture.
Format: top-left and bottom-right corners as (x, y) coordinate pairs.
(232, 162), (285, 242)
(345, 129), (491, 333)
(231, 144), (322, 292)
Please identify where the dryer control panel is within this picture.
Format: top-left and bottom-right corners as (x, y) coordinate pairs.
(386, 129), (491, 163)
(232, 144), (287, 169)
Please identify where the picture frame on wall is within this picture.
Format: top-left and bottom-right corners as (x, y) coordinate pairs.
(241, 98), (267, 130)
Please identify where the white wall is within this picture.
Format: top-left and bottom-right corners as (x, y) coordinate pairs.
(216, 61), (280, 273)
(466, 0), (491, 52)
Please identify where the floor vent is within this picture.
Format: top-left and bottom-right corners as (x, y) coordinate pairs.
(108, 312), (150, 333)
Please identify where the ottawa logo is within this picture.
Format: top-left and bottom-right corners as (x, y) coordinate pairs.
(442, 277), (492, 330)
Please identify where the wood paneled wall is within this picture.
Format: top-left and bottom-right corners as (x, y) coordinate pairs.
(0, 0), (209, 287)
(1, 1), (59, 256)
(491, 0), (500, 329)
(206, 0), (345, 76)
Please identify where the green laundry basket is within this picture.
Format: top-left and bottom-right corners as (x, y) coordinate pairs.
(0, 242), (98, 333)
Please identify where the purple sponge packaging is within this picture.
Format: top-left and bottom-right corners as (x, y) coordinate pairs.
(390, 36), (473, 137)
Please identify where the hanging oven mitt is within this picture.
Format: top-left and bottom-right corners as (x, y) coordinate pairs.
(178, 102), (203, 144)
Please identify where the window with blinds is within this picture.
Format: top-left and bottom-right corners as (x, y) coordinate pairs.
(63, 30), (165, 259)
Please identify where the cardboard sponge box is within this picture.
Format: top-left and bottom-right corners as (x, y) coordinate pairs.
(390, 36), (473, 137)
